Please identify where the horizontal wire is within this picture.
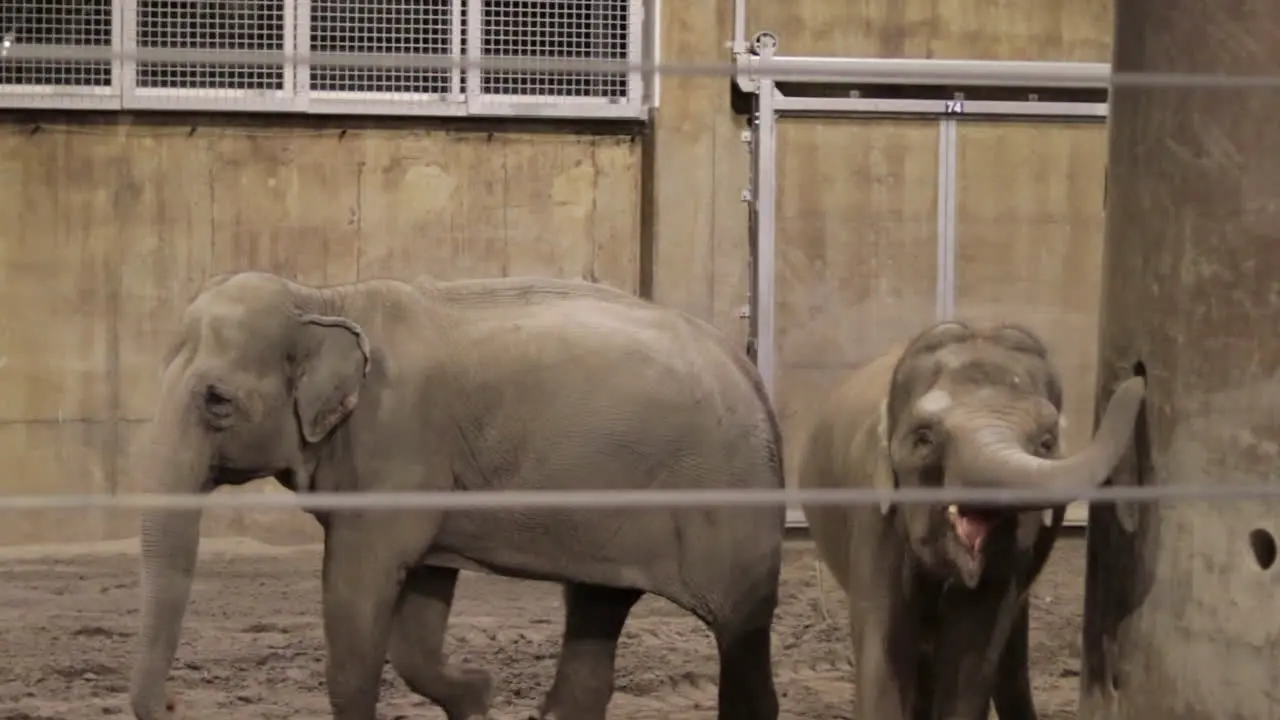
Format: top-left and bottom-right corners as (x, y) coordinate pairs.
(5, 45), (1280, 89)
(0, 483), (1278, 512)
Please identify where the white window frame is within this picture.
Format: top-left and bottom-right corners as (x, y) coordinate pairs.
(120, 0), (303, 113)
(0, 1), (122, 110)
(0, 0), (651, 120)
(300, 0), (466, 117)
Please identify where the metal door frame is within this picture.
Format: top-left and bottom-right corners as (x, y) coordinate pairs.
(732, 32), (1110, 529)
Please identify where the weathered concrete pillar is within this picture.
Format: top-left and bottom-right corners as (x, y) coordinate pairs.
(1080, 1), (1280, 718)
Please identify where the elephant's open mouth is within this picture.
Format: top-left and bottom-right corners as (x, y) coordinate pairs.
(946, 505), (1009, 554)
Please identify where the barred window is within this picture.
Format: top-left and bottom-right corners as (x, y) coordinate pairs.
(0, 0), (113, 88)
(309, 0), (457, 96)
(134, 0), (286, 91)
(306, 0), (633, 101)
(480, 0), (630, 100)
(1, 0), (647, 116)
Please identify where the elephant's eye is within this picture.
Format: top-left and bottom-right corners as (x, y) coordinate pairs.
(911, 427), (935, 451)
(1038, 434), (1057, 454)
(203, 384), (235, 418)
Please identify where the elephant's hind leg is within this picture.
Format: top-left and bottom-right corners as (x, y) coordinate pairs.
(536, 582), (643, 720)
(709, 591), (780, 720)
(388, 566), (493, 720)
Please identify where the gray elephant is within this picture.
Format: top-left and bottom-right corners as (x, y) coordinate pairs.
(128, 271), (785, 720)
(797, 321), (1145, 720)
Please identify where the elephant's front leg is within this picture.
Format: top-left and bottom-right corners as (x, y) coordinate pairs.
(852, 531), (921, 720)
(322, 513), (437, 720)
(536, 583), (643, 720)
(388, 565), (493, 720)
(856, 613), (920, 720)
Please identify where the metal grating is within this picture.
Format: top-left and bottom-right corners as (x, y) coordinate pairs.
(0, 0), (113, 89)
(309, 0), (457, 97)
(0, 0), (648, 116)
(479, 0), (630, 100)
(134, 0), (286, 92)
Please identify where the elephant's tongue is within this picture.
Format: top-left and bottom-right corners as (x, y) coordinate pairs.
(955, 514), (991, 550)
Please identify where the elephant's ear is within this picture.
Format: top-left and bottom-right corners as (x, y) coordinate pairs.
(293, 314), (371, 444)
(873, 398), (895, 515)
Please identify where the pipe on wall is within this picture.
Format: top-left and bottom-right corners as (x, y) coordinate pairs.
(732, 0), (747, 53)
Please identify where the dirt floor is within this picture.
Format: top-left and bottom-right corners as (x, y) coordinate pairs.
(0, 534), (1087, 719)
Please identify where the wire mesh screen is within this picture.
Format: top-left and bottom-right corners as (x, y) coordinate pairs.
(0, 0), (113, 91)
(309, 0), (456, 98)
(132, 0), (287, 93)
(0, 0), (647, 117)
(478, 0), (631, 101)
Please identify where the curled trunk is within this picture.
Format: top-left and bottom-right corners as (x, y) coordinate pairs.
(128, 395), (212, 719)
(947, 376), (1146, 506)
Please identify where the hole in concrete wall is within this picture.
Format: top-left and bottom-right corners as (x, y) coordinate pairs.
(1132, 360), (1147, 378)
(1249, 529), (1276, 570)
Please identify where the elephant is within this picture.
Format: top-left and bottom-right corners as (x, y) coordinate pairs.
(127, 271), (785, 720)
(797, 320), (1145, 720)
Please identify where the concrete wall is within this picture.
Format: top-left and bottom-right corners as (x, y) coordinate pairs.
(0, 0), (1115, 545)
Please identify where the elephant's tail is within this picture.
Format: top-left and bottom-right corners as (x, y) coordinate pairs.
(753, 370), (785, 489)
(676, 312), (786, 490)
(727, 339), (785, 490)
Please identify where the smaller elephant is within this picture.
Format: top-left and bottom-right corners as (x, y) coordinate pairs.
(798, 321), (1145, 720)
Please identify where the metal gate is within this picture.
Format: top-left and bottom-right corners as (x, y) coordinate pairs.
(733, 31), (1110, 529)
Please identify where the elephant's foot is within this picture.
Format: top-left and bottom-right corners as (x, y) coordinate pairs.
(131, 691), (185, 720)
(534, 686), (612, 720)
(430, 666), (494, 720)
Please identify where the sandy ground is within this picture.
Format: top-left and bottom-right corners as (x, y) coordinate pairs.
(0, 534), (1087, 719)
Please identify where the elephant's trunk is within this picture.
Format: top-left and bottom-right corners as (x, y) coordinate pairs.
(128, 397), (212, 719)
(946, 376), (1146, 506)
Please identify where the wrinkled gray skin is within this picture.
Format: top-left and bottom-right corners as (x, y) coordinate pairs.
(128, 271), (784, 720)
(798, 321), (1145, 720)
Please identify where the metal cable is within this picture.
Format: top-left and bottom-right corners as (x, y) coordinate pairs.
(0, 483), (1277, 512)
(4, 44), (1280, 89)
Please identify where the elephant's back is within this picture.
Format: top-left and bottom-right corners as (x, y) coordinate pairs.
(446, 295), (781, 494)
(433, 276), (766, 417)
(426, 275), (647, 310)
